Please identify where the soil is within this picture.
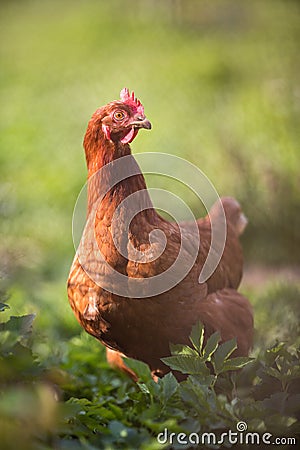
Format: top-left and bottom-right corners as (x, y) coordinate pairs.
(242, 265), (300, 290)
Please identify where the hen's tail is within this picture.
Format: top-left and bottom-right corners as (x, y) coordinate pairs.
(198, 288), (253, 356)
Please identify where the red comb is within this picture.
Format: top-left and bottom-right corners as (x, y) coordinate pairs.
(120, 88), (144, 115)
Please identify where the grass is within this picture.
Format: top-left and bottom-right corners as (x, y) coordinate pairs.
(0, 0), (299, 448)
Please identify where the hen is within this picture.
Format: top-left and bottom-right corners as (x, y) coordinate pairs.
(68, 88), (253, 380)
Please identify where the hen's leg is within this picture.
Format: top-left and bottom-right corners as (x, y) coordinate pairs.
(106, 348), (138, 382)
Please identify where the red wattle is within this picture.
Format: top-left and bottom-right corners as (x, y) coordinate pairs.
(121, 127), (139, 144)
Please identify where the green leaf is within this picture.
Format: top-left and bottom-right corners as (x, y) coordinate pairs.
(188, 373), (216, 388)
(160, 372), (178, 402)
(137, 382), (151, 395)
(267, 341), (286, 354)
(161, 355), (210, 375)
(189, 322), (205, 353)
(262, 392), (289, 414)
(212, 338), (237, 374)
(221, 356), (253, 372)
(108, 420), (129, 439)
(264, 342), (286, 365)
(67, 397), (92, 408)
(169, 343), (199, 357)
(181, 376), (213, 408)
(0, 314), (36, 338)
(107, 402), (124, 420)
(124, 358), (153, 382)
(0, 302), (9, 312)
(0, 330), (19, 351)
(202, 331), (220, 361)
(264, 366), (283, 381)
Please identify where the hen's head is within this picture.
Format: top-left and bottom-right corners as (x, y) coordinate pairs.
(93, 88), (151, 145)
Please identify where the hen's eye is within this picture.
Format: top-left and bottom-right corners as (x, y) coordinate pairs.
(113, 110), (126, 121)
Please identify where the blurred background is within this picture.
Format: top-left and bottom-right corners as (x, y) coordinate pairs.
(0, 0), (299, 342)
(0, 1), (300, 448)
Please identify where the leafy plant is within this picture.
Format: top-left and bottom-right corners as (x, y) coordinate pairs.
(0, 296), (300, 449)
(162, 323), (252, 380)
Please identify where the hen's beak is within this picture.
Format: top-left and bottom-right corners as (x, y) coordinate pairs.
(120, 117), (152, 144)
(130, 118), (152, 130)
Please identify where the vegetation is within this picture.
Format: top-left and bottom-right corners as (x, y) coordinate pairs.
(0, 1), (299, 449)
(0, 291), (299, 450)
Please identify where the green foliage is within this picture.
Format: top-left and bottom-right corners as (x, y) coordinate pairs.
(163, 327), (252, 382)
(0, 312), (40, 384)
(252, 283), (300, 348)
(0, 0), (299, 395)
(1, 298), (299, 449)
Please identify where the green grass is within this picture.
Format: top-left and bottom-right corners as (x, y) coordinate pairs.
(0, 1), (299, 448)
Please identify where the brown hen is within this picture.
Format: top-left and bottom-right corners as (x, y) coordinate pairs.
(67, 88), (253, 380)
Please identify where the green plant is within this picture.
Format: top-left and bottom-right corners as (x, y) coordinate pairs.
(1, 299), (299, 450)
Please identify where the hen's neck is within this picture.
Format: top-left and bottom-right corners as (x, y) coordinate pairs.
(84, 132), (155, 223)
(84, 127), (130, 176)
